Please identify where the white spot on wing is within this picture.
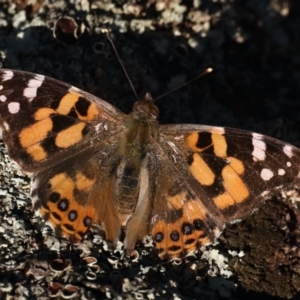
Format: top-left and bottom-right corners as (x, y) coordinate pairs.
(0, 95), (6, 102)
(173, 135), (184, 141)
(278, 169), (285, 176)
(23, 75), (45, 100)
(253, 132), (263, 140)
(69, 86), (80, 93)
(287, 161), (292, 167)
(3, 121), (9, 131)
(35, 74), (45, 81)
(261, 190), (270, 197)
(8, 102), (20, 114)
(283, 145), (293, 158)
(252, 134), (266, 161)
(261, 168), (274, 181)
(151, 214), (159, 225)
(2, 70), (14, 81)
(23, 88), (36, 99)
(0, 85), (3, 90)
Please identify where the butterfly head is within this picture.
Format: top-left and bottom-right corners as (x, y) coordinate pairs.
(132, 93), (159, 120)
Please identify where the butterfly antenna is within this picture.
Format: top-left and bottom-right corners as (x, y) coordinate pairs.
(153, 67), (213, 102)
(103, 29), (139, 101)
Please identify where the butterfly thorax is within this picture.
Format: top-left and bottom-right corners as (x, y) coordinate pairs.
(116, 94), (159, 218)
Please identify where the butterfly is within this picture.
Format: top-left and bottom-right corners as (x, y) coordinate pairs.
(0, 68), (299, 260)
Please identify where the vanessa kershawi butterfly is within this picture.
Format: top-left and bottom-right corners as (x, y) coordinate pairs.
(0, 69), (299, 259)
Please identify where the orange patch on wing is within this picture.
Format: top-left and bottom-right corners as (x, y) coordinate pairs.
(182, 200), (206, 220)
(165, 222), (183, 258)
(152, 199), (214, 258)
(72, 205), (96, 241)
(213, 192), (235, 209)
(183, 238), (197, 252)
(49, 173), (75, 204)
(57, 91), (100, 121)
(34, 108), (56, 120)
(167, 192), (186, 210)
(180, 222), (197, 251)
(182, 200), (211, 246)
(152, 220), (167, 258)
(46, 172), (96, 241)
(57, 201), (96, 241)
(48, 206), (68, 226)
(47, 172), (75, 226)
(227, 157), (245, 175)
(211, 133), (227, 157)
(19, 118), (53, 148)
(76, 172), (96, 191)
(57, 92), (81, 115)
(26, 143), (47, 161)
(80, 102), (100, 121)
(186, 131), (216, 152)
(55, 122), (86, 148)
(186, 132), (201, 151)
(190, 153), (215, 185)
(222, 165), (249, 202)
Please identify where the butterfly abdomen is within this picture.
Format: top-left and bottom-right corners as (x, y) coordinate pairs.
(116, 162), (141, 216)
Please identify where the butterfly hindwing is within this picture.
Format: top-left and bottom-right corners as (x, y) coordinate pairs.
(147, 143), (223, 259)
(31, 136), (125, 242)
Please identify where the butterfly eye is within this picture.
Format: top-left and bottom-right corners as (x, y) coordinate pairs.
(133, 99), (159, 119)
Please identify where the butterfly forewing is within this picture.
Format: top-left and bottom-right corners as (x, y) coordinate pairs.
(160, 125), (300, 225)
(0, 69), (126, 173)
